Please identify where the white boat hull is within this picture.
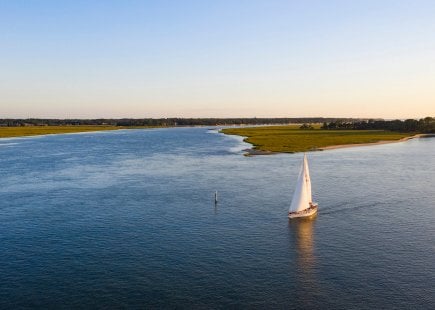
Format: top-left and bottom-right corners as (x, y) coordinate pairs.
(288, 203), (318, 219)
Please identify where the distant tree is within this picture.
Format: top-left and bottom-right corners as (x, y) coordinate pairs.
(300, 123), (314, 130)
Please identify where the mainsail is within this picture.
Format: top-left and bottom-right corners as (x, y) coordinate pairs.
(289, 154), (313, 213)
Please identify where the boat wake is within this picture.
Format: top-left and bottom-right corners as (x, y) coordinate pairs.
(320, 202), (387, 215)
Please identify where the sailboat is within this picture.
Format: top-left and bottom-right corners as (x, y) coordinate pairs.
(288, 154), (318, 219)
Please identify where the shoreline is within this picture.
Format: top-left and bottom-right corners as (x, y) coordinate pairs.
(0, 126), (123, 139)
(317, 134), (431, 151)
(242, 134), (433, 156)
(0, 126), (166, 140)
(243, 148), (276, 156)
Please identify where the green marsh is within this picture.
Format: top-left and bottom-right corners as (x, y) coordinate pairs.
(221, 125), (414, 153)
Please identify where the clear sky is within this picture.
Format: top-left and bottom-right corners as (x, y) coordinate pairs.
(1, 0), (434, 119)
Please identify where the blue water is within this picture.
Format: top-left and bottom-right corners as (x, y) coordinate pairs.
(0, 128), (434, 309)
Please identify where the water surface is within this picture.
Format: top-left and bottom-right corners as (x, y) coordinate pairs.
(0, 128), (434, 309)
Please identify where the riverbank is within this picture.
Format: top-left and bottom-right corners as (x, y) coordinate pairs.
(221, 126), (421, 154)
(0, 125), (128, 139)
(317, 134), (430, 151)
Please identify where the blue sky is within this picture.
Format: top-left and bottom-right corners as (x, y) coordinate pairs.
(1, 0), (434, 118)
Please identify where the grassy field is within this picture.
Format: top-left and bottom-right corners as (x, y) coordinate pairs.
(0, 125), (125, 138)
(221, 125), (415, 153)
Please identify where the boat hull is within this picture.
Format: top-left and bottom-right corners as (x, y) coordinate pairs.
(288, 203), (318, 219)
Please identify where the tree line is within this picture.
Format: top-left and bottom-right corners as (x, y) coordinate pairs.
(2, 117), (433, 133)
(321, 117), (435, 133)
(0, 117), (356, 127)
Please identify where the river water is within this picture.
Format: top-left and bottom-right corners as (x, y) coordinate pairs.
(0, 128), (434, 309)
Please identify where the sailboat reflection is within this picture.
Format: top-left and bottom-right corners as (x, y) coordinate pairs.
(289, 216), (317, 272)
(288, 217), (319, 306)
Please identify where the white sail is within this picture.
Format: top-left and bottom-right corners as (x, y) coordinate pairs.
(304, 154), (312, 201)
(289, 154), (312, 213)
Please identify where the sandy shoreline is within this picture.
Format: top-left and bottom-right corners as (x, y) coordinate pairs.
(317, 134), (432, 151)
(243, 148), (276, 156)
(243, 134), (433, 156)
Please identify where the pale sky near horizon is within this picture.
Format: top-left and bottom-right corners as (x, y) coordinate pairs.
(1, 0), (434, 119)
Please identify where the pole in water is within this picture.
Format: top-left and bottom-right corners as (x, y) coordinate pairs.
(214, 191), (218, 204)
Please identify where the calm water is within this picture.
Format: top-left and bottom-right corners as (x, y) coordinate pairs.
(0, 128), (434, 309)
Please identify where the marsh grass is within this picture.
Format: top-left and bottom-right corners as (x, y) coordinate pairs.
(0, 125), (123, 138)
(221, 126), (414, 153)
